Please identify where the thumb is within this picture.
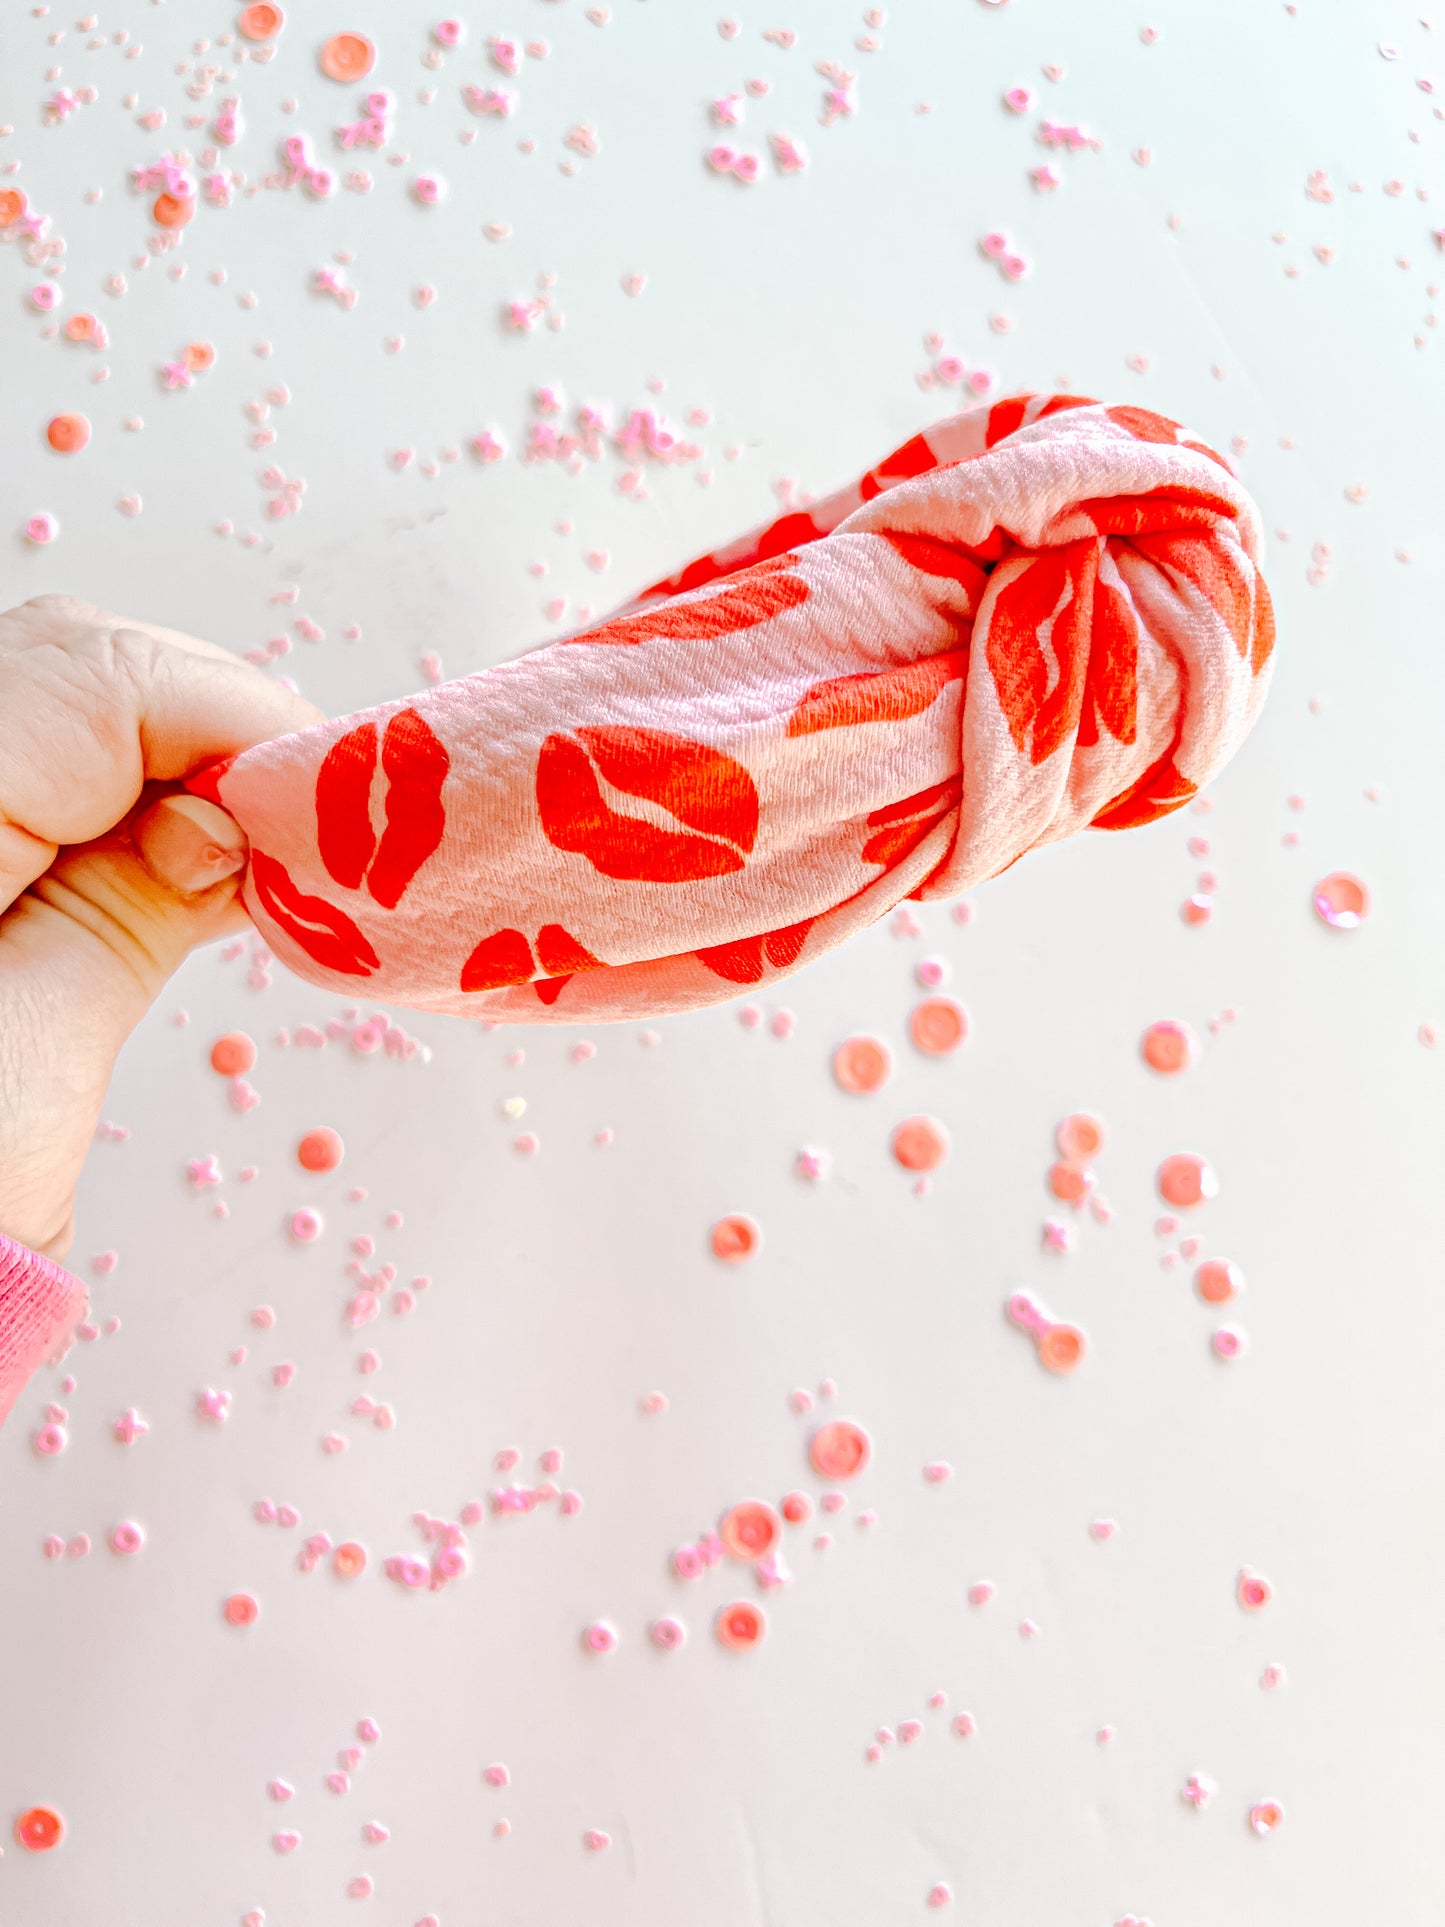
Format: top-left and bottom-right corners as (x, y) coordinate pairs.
(131, 793), (250, 897)
(33, 796), (253, 1026)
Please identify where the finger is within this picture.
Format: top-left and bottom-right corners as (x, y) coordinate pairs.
(21, 592), (265, 671)
(131, 794), (248, 893)
(0, 603), (325, 917)
(0, 820), (59, 919)
(21, 802), (253, 1027)
(115, 626), (326, 782)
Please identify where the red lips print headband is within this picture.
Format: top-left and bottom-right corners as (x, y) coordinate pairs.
(185, 393), (1275, 1022)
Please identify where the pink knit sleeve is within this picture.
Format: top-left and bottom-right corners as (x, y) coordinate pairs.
(185, 393), (1275, 1022)
(0, 1233), (88, 1428)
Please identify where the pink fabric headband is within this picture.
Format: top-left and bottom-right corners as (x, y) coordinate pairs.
(186, 392), (1275, 1021)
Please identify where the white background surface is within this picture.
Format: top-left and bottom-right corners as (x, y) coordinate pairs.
(2, 2), (1444, 1923)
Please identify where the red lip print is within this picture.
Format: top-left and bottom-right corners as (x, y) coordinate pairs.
(643, 513), (824, 600)
(857, 429), (946, 504)
(183, 754), (237, 806)
(316, 708), (449, 908)
(860, 776), (963, 869)
(695, 916), (815, 985)
(880, 528), (1004, 590)
(1075, 484), (1239, 540)
(984, 541), (1099, 767)
(1133, 532), (1274, 677)
(459, 922), (604, 1005)
(249, 849), (380, 978)
(563, 552), (809, 647)
(1100, 400), (1230, 472)
(536, 725), (759, 883)
(1103, 403), (1185, 445)
(984, 393), (1096, 450)
(315, 721), (378, 889)
(786, 651), (968, 739)
(1091, 752), (1197, 830)
(1075, 572), (1139, 749)
(459, 926), (535, 992)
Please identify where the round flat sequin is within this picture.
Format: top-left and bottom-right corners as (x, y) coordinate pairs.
(1048, 1162), (1090, 1202)
(891, 1115), (950, 1171)
(780, 1490), (813, 1524)
(333, 1542), (367, 1577)
(210, 1031), (257, 1076)
(1249, 1799), (1284, 1836)
(238, 2), (284, 37)
(710, 1214), (761, 1261)
(46, 413), (91, 455)
(1237, 1569), (1272, 1611)
(809, 1419), (871, 1479)
(1157, 1153), (1217, 1209)
(296, 1127), (345, 1173)
(1141, 1019), (1198, 1074)
(1194, 1259), (1243, 1304)
(15, 1806), (64, 1851)
(320, 31), (375, 81)
(720, 1500), (781, 1561)
(1313, 871), (1369, 929)
(1056, 1113), (1105, 1161)
(715, 1600), (766, 1650)
(832, 1035), (892, 1093)
(909, 996), (967, 1055)
(1037, 1324), (1086, 1373)
(152, 191), (195, 229)
(223, 1592), (259, 1626)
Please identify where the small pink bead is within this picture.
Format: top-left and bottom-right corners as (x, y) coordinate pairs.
(33, 1422), (68, 1456)
(1237, 1569), (1272, 1611)
(649, 1615), (686, 1649)
(434, 18), (464, 45)
(582, 1619), (618, 1654)
(1211, 1324), (1248, 1360)
(26, 513), (59, 543)
(109, 1519), (145, 1555)
(482, 1763), (509, 1787)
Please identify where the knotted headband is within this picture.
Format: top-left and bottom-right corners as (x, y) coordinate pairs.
(185, 393), (1275, 1021)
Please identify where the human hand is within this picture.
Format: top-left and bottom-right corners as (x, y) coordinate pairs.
(0, 594), (323, 1258)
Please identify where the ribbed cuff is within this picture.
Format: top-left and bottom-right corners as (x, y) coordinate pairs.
(0, 1234), (88, 1429)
